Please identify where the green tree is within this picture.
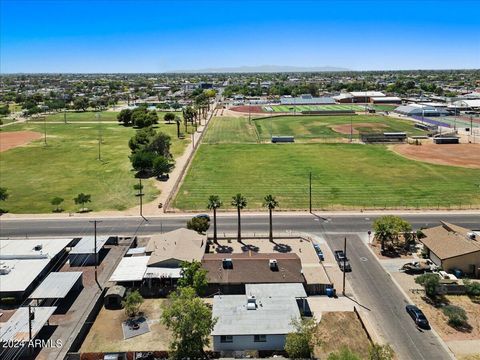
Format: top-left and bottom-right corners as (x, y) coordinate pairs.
(73, 97), (89, 111)
(147, 132), (172, 158)
(284, 317), (318, 359)
(177, 261), (208, 296)
(372, 215), (412, 251)
(263, 194), (278, 242)
(231, 193), (247, 242)
(369, 344), (394, 360)
(207, 195), (222, 242)
(117, 108), (133, 126)
(0, 187), (8, 201)
(161, 287), (216, 360)
(443, 305), (468, 328)
(128, 126), (156, 152)
(327, 347), (361, 360)
(175, 116), (181, 138)
(152, 156), (173, 178)
(122, 290), (144, 317)
(130, 150), (155, 174)
(415, 273), (440, 298)
(164, 112), (175, 123)
(50, 196), (64, 212)
(186, 217), (210, 234)
(73, 193), (91, 212)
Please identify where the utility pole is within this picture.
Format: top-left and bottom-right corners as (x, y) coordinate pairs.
(28, 305), (34, 341)
(139, 178), (143, 218)
(309, 172), (312, 213)
(89, 220), (102, 289)
(44, 116), (47, 146)
(96, 113), (102, 161)
(342, 237), (347, 296)
(350, 97), (353, 142)
(192, 131), (195, 148)
(63, 90), (67, 124)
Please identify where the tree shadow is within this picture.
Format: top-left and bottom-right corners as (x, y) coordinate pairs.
(214, 245), (233, 254)
(449, 322), (473, 333)
(273, 243), (292, 253)
(241, 244), (259, 253)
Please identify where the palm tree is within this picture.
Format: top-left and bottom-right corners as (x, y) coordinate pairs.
(231, 193), (247, 242)
(207, 195), (222, 243)
(263, 195), (279, 242)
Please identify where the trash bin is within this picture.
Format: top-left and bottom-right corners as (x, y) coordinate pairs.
(326, 287), (335, 298)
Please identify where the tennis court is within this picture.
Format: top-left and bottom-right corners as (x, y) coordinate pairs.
(264, 104), (367, 113)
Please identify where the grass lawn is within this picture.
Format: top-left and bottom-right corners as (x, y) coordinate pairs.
(253, 114), (425, 142)
(32, 110), (183, 123)
(373, 104), (398, 112)
(173, 143), (480, 210)
(0, 121), (190, 213)
(203, 116), (258, 144)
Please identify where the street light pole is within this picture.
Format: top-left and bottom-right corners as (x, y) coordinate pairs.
(96, 113), (102, 161)
(44, 115), (47, 146)
(342, 236), (347, 295)
(89, 220), (102, 289)
(309, 172), (312, 213)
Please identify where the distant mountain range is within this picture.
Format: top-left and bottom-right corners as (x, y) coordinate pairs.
(168, 65), (351, 73)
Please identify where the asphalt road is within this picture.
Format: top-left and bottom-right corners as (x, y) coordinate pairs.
(0, 213), (478, 238)
(323, 233), (452, 360)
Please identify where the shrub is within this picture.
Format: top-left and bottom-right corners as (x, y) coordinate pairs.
(415, 273), (439, 298)
(463, 279), (480, 297)
(442, 305), (468, 327)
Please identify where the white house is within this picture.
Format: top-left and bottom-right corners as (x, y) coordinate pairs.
(211, 283), (306, 353)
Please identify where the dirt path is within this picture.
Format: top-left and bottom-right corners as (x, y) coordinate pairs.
(392, 143), (480, 169)
(330, 122), (387, 135)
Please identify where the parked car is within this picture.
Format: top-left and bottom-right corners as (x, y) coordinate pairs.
(313, 243), (324, 261)
(406, 305), (430, 329)
(334, 250), (351, 272)
(195, 214), (211, 222)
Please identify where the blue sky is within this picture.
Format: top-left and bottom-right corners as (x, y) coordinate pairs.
(1, 0), (479, 73)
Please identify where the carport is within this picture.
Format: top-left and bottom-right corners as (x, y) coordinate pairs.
(29, 271), (83, 306)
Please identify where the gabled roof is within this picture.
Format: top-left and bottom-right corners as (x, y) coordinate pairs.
(419, 222), (480, 260)
(146, 228), (207, 266)
(202, 252), (304, 284)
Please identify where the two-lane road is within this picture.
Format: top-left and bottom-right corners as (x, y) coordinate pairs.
(0, 212), (478, 238)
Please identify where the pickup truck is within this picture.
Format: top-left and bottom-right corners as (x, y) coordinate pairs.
(334, 250), (352, 272)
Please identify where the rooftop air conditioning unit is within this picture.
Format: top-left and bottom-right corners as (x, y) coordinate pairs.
(247, 296), (257, 310)
(0, 264), (11, 275)
(222, 258), (233, 269)
(269, 259), (278, 271)
(467, 232), (476, 240)
(34, 244), (43, 251)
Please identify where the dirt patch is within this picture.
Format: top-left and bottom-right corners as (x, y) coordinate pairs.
(0, 131), (43, 152)
(81, 299), (172, 352)
(330, 122), (387, 135)
(230, 105), (264, 113)
(408, 293), (480, 342)
(314, 312), (371, 359)
(392, 143), (480, 169)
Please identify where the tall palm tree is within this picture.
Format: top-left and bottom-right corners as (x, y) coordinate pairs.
(263, 195), (279, 242)
(207, 195), (222, 243)
(231, 193), (247, 242)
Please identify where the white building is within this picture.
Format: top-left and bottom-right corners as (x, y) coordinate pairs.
(211, 283), (306, 353)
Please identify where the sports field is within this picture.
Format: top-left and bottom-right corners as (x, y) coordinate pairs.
(253, 115), (425, 142)
(0, 121), (190, 213)
(31, 110), (183, 122)
(173, 143), (480, 210)
(264, 104), (366, 112)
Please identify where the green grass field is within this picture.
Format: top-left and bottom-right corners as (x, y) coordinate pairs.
(372, 105), (397, 112)
(0, 121), (190, 213)
(265, 104), (366, 112)
(203, 116), (258, 144)
(253, 115), (424, 142)
(32, 110), (183, 123)
(173, 144), (480, 210)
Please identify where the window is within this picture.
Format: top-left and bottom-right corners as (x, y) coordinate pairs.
(220, 335), (233, 343)
(254, 335), (267, 342)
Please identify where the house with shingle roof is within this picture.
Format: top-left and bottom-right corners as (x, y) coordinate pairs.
(419, 222), (480, 277)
